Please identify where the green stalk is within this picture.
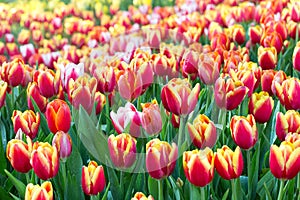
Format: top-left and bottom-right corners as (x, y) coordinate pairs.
(62, 162), (67, 192)
(297, 174), (300, 198)
(105, 94), (110, 134)
(120, 171), (124, 197)
(200, 186), (206, 200)
(91, 194), (99, 200)
(247, 150), (252, 200)
(158, 179), (164, 200)
(218, 108), (227, 145)
(25, 172), (30, 183)
(178, 116), (187, 155)
(231, 179), (237, 200)
(277, 180), (285, 200)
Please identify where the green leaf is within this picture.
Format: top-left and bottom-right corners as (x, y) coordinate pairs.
(168, 176), (183, 200)
(64, 173), (84, 200)
(106, 167), (121, 200)
(101, 182), (110, 200)
(30, 97), (50, 135)
(265, 100), (280, 145)
(257, 170), (275, 198)
(221, 189), (229, 200)
(4, 170), (26, 197)
(0, 186), (13, 200)
(0, 119), (7, 175)
(148, 176), (158, 200)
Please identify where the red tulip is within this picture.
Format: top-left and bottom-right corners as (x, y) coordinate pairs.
(0, 80), (7, 108)
(1, 58), (25, 87)
(293, 41), (300, 72)
(27, 82), (48, 112)
(276, 110), (300, 141)
(285, 133), (300, 149)
(25, 182), (53, 200)
(258, 46), (277, 70)
(93, 65), (116, 94)
(33, 69), (60, 98)
(131, 192), (154, 200)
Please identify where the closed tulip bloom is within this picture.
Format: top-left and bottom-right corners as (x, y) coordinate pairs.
(33, 69), (60, 98)
(146, 139), (178, 180)
(258, 46), (277, 70)
(25, 181), (53, 200)
(230, 24), (246, 45)
(249, 25), (262, 44)
(6, 137), (32, 173)
(276, 110), (300, 141)
(260, 31), (283, 53)
(95, 91), (106, 115)
(0, 80), (8, 108)
(181, 50), (199, 80)
(293, 41), (300, 71)
(230, 114), (258, 149)
(214, 145), (244, 180)
(58, 62), (84, 90)
(198, 52), (221, 85)
(1, 58), (25, 87)
(214, 74), (248, 110)
(141, 100), (162, 136)
(108, 133), (136, 168)
(261, 69), (277, 95)
(187, 114), (217, 149)
(52, 131), (72, 161)
(110, 102), (142, 137)
(269, 141), (300, 179)
(281, 78), (300, 110)
(81, 161), (106, 195)
(93, 66), (116, 94)
(146, 29), (161, 49)
(30, 142), (59, 180)
(151, 53), (179, 80)
(11, 110), (40, 139)
(161, 78), (200, 116)
(183, 148), (214, 187)
(27, 82), (48, 112)
(131, 192), (154, 200)
(45, 99), (71, 134)
(249, 91), (274, 123)
(285, 133), (300, 149)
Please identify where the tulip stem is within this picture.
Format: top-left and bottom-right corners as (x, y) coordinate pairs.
(231, 179), (237, 200)
(277, 180), (285, 200)
(297, 174), (300, 198)
(178, 116), (187, 155)
(105, 94), (110, 134)
(247, 150), (252, 200)
(62, 162), (67, 192)
(158, 179), (164, 200)
(200, 186), (206, 200)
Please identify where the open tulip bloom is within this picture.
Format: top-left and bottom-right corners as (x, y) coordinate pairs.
(2, 0), (300, 200)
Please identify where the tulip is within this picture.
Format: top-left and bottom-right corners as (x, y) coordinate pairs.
(211, 33), (230, 51)
(249, 25), (262, 44)
(93, 65), (116, 94)
(276, 110), (300, 141)
(81, 161), (106, 195)
(6, 137), (32, 173)
(214, 74), (248, 110)
(117, 68), (142, 102)
(258, 46), (277, 70)
(269, 141), (300, 179)
(146, 139), (178, 180)
(281, 78), (300, 110)
(187, 114), (217, 149)
(0, 80), (7, 108)
(110, 102), (142, 137)
(25, 182), (53, 200)
(230, 114), (258, 149)
(30, 142), (59, 180)
(108, 133), (136, 168)
(57, 62), (84, 90)
(285, 133), (300, 149)
(161, 78), (200, 116)
(261, 69), (277, 95)
(230, 24), (246, 45)
(214, 145), (243, 180)
(45, 99), (71, 134)
(146, 28), (161, 49)
(271, 70), (287, 98)
(181, 50), (199, 80)
(52, 131), (72, 161)
(131, 192), (154, 200)
(1, 58), (25, 87)
(141, 100), (162, 136)
(183, 148), (214, 187)
(293, 41), (300, 71)
(6, 43), (19, 57)
(27, 82), (48, 112)
(151, 53), (179, 80)
(11, 110), (40, 139)
(248, 91), (274, 123)
(260, 31), (283, 53)
(198, 52), (221, 85)
(68, 75), (97, 114)
(33, 69), (60, 98)
(95, 91), (106, 115)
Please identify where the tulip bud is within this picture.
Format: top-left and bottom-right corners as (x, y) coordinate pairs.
(1, 58), (25, 87)
(248, 91), (274, 123)
(93, 65), (116, 94)
(52, 131), (72, 161)
(198, 52), (221, 85)
(230, 114), (258, 149)
(270, 141), (300, 179)
(0, 80), (8, 108)
(161, 78), (200, 116)
(141, 100), (162, 136)
(108, 133), (136, 168)
(58, 62), (84, 90)
(261, 69), (277, 95)
(293, 41), (300, 72)
(33, 69), (60, 98)
(146, 139), (178, 180)
(81, 161), (106, 195)
(276, 110), (300, 141)
(11, 110), (40, 139)
(281, 78), (300, 110)
(131, 192), (154, 200)
(260, 31), (283, 53)
(25, 182), (53, 200)
(285, 133), (300, 149)
(181, 50), (199, 81)
(95, 91), (106, 115)
(249, 25), (262, 44)
(6, 137), (32, 173)
(146, 29), (161, 49)
(230, 24), (246, 45)
(110, 102), (142, 137)
(27, 82), (48, 112)
(258, 46), (277, 70)
(187, 114), (217, 149)
(30, 142), (59, 180)
(45, 99), (71, 134)
(183, 148), (214, 187)
(151, 53), (179, 80)
(214, 74), (248, 110)
(214, 145), (244, 180)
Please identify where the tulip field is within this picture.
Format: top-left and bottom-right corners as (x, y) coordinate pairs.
(1, 0), (300, 199)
